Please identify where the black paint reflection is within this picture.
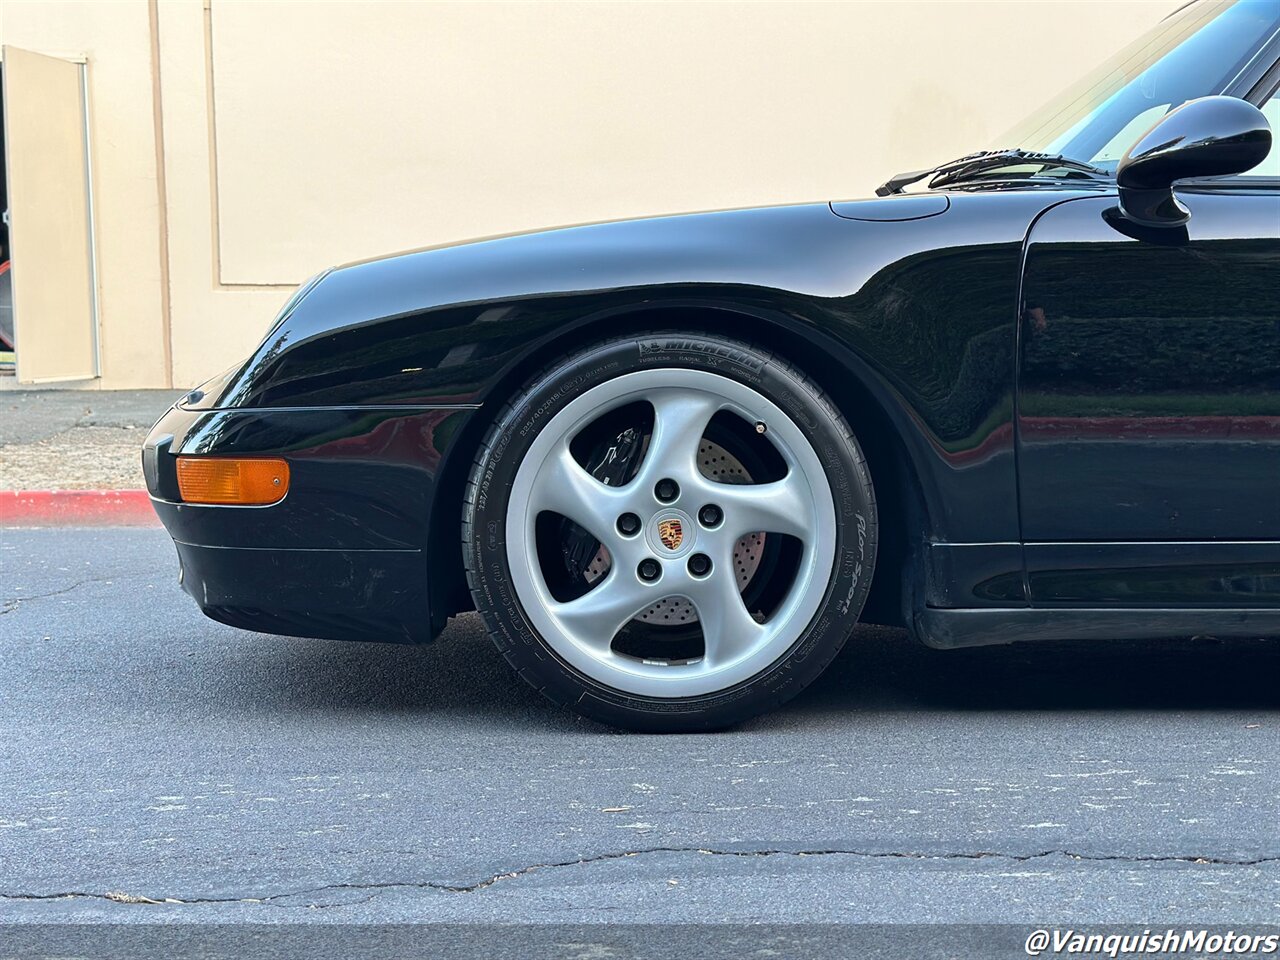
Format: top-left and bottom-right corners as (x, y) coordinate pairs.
(207, 195), (1058, 542)
(1019, 191), (1280, 544)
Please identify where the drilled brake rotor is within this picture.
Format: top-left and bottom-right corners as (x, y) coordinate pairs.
(581, 439), (765, 623)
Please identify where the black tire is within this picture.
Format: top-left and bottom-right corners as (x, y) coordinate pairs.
(462, 332), (877, 732)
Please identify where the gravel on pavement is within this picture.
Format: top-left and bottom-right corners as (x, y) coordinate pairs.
(0, 390), (181, 490)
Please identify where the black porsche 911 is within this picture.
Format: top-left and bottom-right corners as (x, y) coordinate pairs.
(145, 0), (1280, 731)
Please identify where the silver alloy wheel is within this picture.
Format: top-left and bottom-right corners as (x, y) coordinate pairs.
(505, 367), (837, 698)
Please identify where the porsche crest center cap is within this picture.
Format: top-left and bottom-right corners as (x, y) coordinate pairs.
(648, 509), (696, 558)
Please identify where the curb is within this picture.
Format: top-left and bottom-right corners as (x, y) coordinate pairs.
(0, 490), (160, 527)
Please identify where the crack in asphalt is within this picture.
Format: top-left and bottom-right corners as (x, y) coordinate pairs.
(2, 576), (127, 615)
(3, 846), (1278, 908)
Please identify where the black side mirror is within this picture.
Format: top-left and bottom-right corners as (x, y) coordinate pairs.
(1117, 96), (1271, 228)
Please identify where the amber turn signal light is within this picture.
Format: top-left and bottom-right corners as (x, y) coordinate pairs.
(176, 457), (290, 505)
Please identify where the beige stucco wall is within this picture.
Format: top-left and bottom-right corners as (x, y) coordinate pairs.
(3, 0), (1183, 391)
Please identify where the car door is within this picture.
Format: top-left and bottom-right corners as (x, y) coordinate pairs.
(1015, 158), (1280, 605)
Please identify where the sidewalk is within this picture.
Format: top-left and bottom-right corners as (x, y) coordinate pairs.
(1, 389), (182, 525)
(1, 389), (180, 491)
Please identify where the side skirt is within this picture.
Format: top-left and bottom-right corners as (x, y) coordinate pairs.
(916, 606), (1280, 650)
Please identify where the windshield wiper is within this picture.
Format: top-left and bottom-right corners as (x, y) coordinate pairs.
(876, 148), (1109, 196)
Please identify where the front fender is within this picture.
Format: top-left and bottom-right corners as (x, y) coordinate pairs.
(199, 190), (1089, 543)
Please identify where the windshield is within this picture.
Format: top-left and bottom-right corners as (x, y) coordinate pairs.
(994, 0), (1279, 173)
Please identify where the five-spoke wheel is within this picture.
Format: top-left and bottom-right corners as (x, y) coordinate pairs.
(464, 334), (876, 731)
(506, 370), (835, 698)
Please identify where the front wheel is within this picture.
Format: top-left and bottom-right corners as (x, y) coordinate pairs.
(463, 333), (877, 731)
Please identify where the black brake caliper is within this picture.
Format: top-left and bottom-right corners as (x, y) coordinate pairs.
(559, 425), (644, 582)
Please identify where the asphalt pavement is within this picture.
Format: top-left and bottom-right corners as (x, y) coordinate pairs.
(1, 528), (1277, 934)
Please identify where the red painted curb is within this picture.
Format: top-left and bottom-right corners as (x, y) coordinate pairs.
(0, 490), (160, 527)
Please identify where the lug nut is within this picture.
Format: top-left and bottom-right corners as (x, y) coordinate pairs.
(698, 504), (722, 528)
(687, 553), (712, 577)
(638, 558), (662, 582)
(655, 478), (679, 503)
(617, 512), (641, 536)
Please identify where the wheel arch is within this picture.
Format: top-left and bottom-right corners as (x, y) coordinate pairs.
(427, 302), (933, 635)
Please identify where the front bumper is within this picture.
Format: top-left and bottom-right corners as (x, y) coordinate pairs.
(143, 399), (477, 644)
(172, 539), (428, 644)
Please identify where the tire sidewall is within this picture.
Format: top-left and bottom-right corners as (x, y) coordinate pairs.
(466, 334), (876, 730)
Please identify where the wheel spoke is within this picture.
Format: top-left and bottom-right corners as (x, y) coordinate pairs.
(531, 443), (628, 544)
(711, 472), (811, 540)
(687, 570), (766, 669)
(549, 572), (654, 653)
(634, 389), (721, 487)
